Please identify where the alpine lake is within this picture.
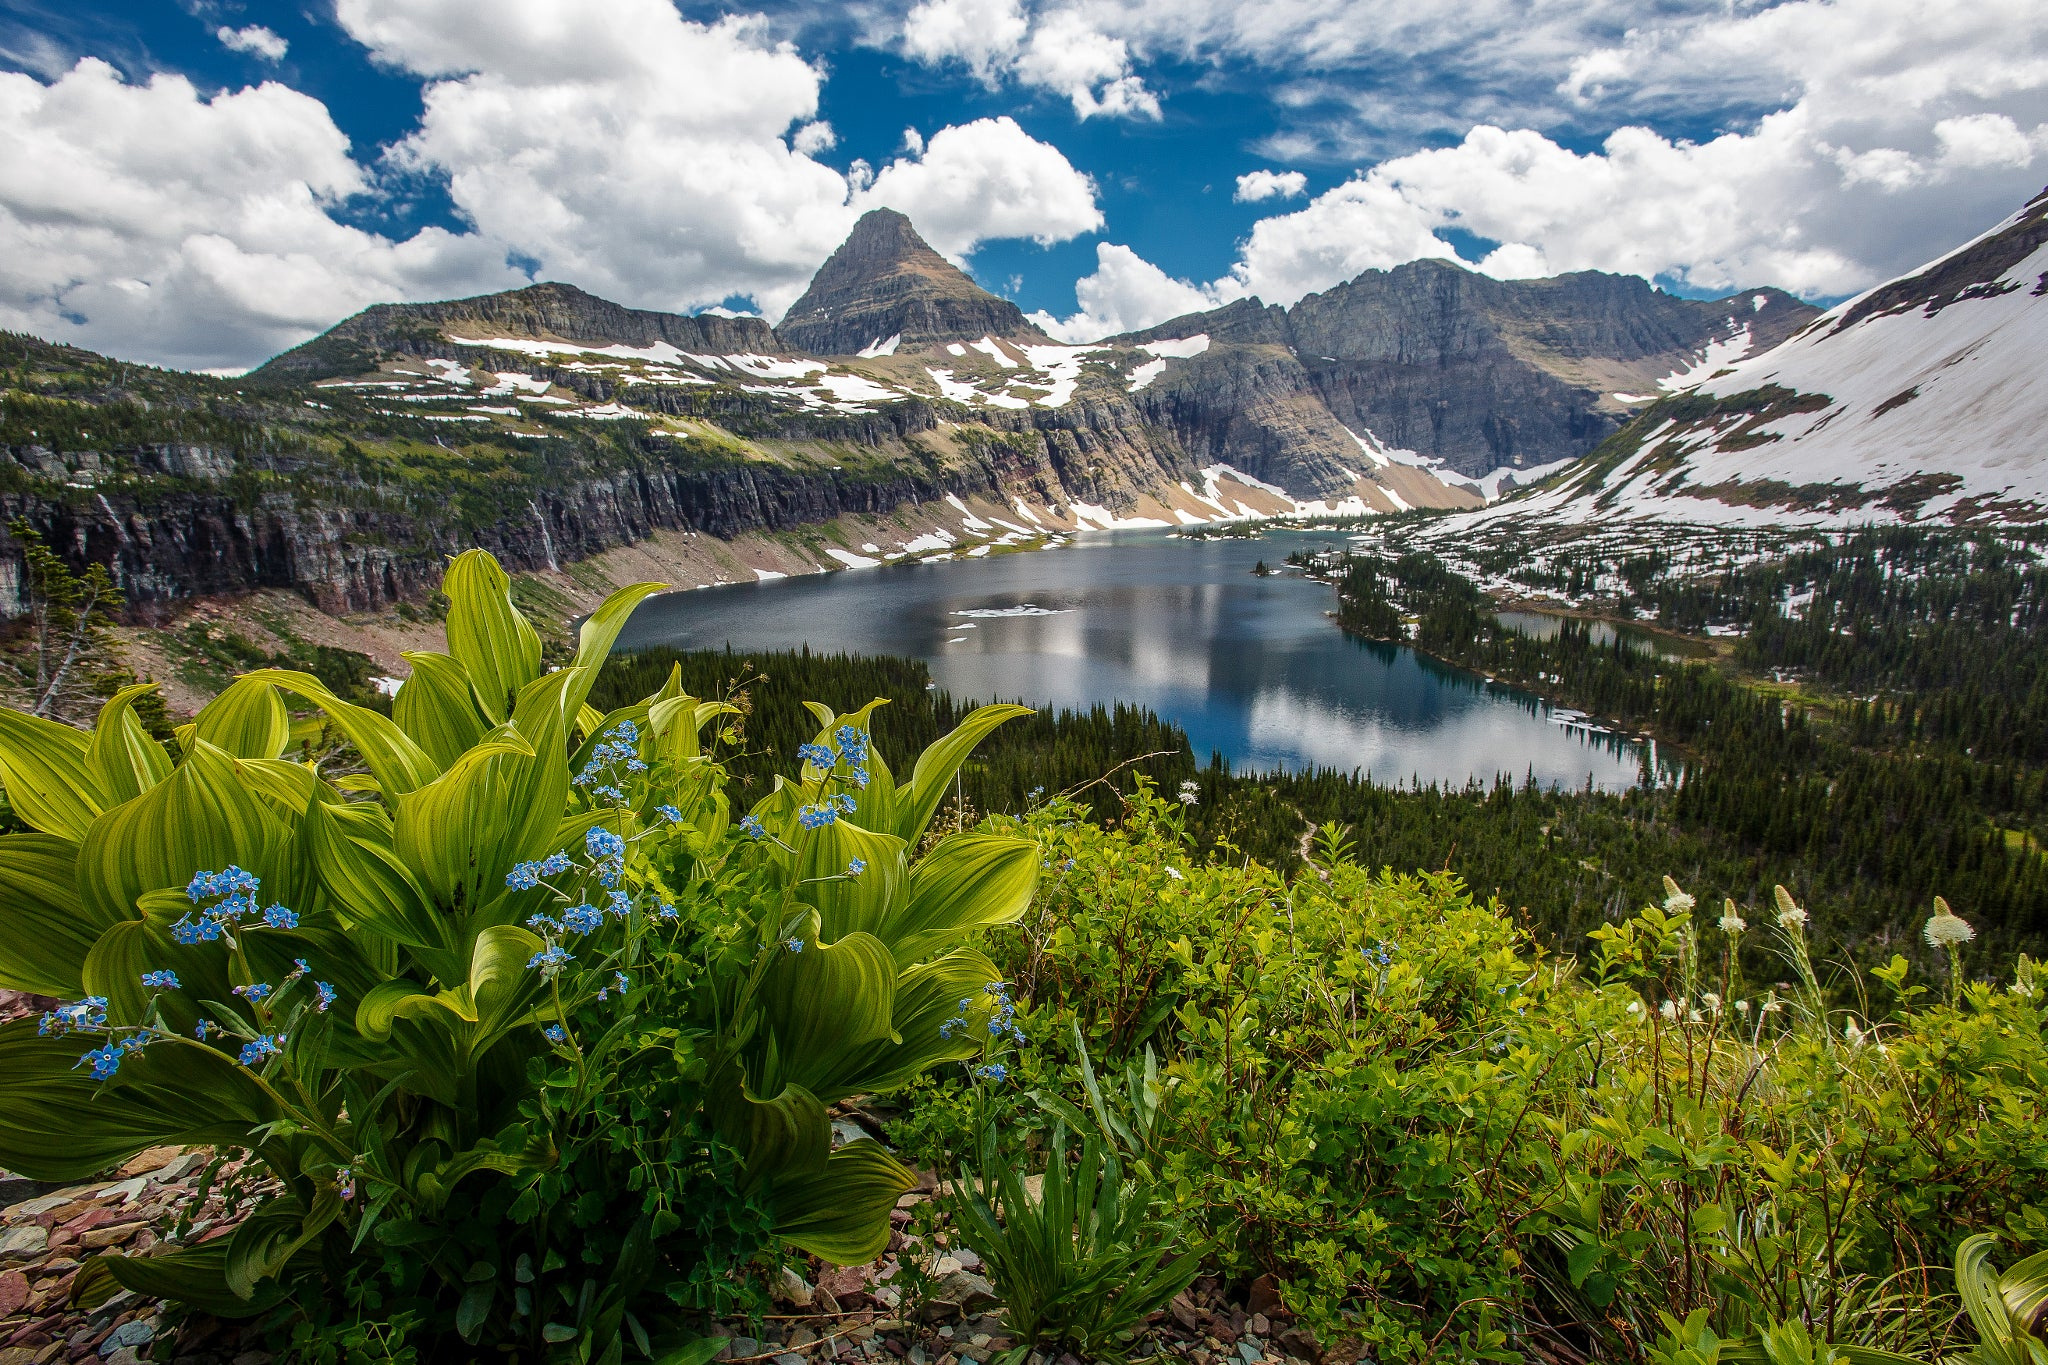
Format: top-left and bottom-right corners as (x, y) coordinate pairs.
(614, 528), (1662, 790)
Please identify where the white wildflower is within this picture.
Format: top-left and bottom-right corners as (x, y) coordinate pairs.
(1178, 779), (1199, 807)
(1774, 885), (1807, 930)
(1165, 866), (1185, 882)
(1843, 1019), (1867, 1048)
(1759, 992), (1783, 1014)
(1923, 896), (1975, 948)
(1662, 875), (1696, 913)
(1700, 992), (1722, 1015)
(1734, 999), (1751, 1015)
(1719, 898), (1746, 934)
(1627, 999), (1645, 1016)
(1658, 999), (1679, 1022)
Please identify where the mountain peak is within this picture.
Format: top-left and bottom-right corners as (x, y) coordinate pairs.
(775, 208), (1049, 355)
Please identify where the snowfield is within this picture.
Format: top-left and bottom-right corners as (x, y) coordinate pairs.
(1473, 189), (2048, 529)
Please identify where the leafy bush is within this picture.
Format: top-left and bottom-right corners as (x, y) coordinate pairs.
(894, 783), (2048, 1365)
(0, 550), (1040, 1359)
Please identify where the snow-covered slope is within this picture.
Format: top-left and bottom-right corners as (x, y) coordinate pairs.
(1484, 185), (2048, 527)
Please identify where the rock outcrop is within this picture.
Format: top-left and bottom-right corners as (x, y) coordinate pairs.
(1122, 261), (1818, 480)
(774, 209), (1050, 356)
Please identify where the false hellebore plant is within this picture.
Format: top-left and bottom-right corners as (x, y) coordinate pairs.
(0, 550), (1039, 1359)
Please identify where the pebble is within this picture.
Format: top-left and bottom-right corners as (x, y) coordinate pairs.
(719, 1336), (762, 1361)
(99, 1320), (153, 1354)
(1237, 1343), (1262, 1365)
(0, 1227), (49, 1263)
(0, 1269), (28, 1316)
(778, 1267), (815, 1307)
(775, 1355), (805, 1365)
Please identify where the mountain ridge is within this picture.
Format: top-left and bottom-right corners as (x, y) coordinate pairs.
(0, 204), (1883, 627)
(1476, 183), (2048, 527)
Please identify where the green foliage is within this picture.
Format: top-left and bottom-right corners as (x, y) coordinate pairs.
(0, 550), (1037, 1359)
(943, 1122), (1202, 1363)
(1319, 544), (2048, 959)
(890, 784), (2048, 1364)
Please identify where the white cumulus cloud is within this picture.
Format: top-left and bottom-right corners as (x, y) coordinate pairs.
(0, 0), (1107, 369)
(860, 116), (1102, 258)
(1030, 243), (1222, 340)
(0, 58), (514, 371)
(215, 25), (288, 62)
(900, 0), (1158, 119)
(1233, 169), (1306, 202)
(341, 0), (1101, 322)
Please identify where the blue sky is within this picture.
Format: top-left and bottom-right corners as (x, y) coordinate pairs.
(1, 0), (2044, 369)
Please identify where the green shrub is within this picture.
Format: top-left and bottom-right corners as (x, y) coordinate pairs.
(894, 784), (2048, 1364)
(0, 550), (1040, 1360)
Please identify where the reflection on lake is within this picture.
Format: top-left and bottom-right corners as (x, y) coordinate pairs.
(1497, 610), (1689, 659)
(615, 530), (1653, 789)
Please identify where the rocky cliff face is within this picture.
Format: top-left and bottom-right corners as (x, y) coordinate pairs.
(774, 209), (1050, 355)
(1124, 260), (1819, 480)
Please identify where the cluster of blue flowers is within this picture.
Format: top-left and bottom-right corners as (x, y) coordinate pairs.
(974, 1063), (1008, 1082)
(59, 867), (340, 1082)
(794, 727), (873, 790)
(1363, 939), (1398, 970)
(574, 721), (646, 804)
(784, 938), (806, 953)
(38, 996), (108, 1036)
(239, 1034), (283, 1067)
(846, 858), (867, 878)
(171, 866), (258, 944)
(506, 851), (573, 892)
(739, 815), (767, 840)
(527, 943), (573, 977)
(798, 793), (859, 829)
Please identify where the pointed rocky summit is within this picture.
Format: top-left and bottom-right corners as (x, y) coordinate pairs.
(775, 208), (1049, 356)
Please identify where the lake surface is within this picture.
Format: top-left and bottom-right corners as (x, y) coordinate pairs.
(615, 530), (1652, 789)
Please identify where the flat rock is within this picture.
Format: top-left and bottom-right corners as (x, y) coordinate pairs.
(0, 1225), (49, 1262)
(0, 1268), (28, 1315)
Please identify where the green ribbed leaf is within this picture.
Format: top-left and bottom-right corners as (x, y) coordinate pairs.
(0, 706), (103, 840)
(84, 685), (172, 803)
(562, 580), (667, 719)
(394, 651), (490, 769)
(301, 793), (462, 985)
(444, 550), (542, 723)
(244, 669), (440, 798)
(0, 1020), (277, 1182)
(829, 947), (1002, 1097)
(754, 928), (897, 1101)
(393, 735), (538, 920)
(193, 675), (292, 761)
(76, 740), (283, 929)
(892, 703), (1032, 844)
(773, 1140), (918, 1264)
(0, 833), (94, 995)
(796, 821), (907, 947)
(889, 833), (1039, 965)
(90, 1240), (289, 1318)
